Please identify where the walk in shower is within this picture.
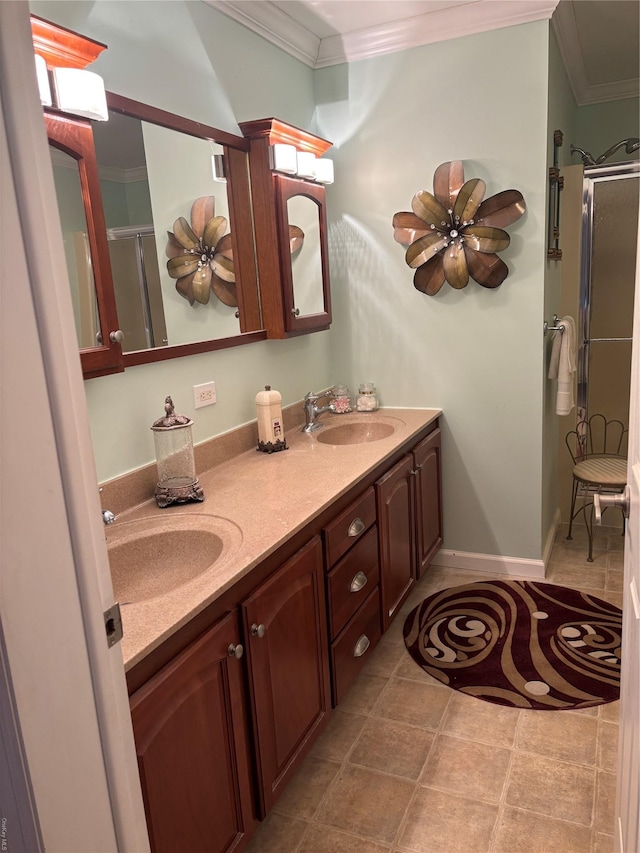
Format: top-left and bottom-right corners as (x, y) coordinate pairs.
(578, 162), (640, 427)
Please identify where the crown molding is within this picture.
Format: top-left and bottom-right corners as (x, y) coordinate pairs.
(316, 1), (559, 67)
(551, 1), (639, 106)
(206, 0), (320, 67)
(206, 0), (558, 69)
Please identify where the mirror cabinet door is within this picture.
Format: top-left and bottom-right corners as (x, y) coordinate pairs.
(276, 176), (331, 334)
(46, 113), (124, 377)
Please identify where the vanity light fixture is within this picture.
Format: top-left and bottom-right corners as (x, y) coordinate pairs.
(34, 53), (52, 107)
(52, 67), (109, 121)
(314, 157), (334, 185)
(31, 15), (109, 121)
(296, 150), (316, 179)
(212, 153), (227, 182)
(269, 143), (298, 174)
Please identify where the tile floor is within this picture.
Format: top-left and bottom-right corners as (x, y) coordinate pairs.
(246, 521), (624, 853)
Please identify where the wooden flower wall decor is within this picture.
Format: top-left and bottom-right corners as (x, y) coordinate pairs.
(166, 196), (237, 307)
(392, 161), (526, 295)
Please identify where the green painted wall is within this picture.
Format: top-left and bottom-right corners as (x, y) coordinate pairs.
(574, 98), (640, 167)
(32, 1), (565, 562)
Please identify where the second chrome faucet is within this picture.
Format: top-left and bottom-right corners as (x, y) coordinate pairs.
(302, 390), (334, 433)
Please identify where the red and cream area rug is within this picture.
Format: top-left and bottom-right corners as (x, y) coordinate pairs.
(403, 580), (621, 710)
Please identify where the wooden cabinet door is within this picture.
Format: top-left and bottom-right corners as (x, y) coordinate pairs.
(413, 428), (443, 578)
(376, 455), (416, 632)
(242, 536), (330, 815)
(130, 611), (256, 853)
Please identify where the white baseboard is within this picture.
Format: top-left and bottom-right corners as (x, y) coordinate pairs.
(431, 549), (546, 579)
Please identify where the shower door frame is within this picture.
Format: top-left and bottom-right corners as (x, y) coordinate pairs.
(577, 161), (640, 430)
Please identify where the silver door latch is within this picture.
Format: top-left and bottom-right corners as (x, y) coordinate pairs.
(104, 603), (123, 648)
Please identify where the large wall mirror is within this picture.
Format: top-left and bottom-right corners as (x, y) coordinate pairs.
(46, 93), (265, 378)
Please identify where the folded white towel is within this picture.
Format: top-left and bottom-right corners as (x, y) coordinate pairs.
(548, 315), (576, 415)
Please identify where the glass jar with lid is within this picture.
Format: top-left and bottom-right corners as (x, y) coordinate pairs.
(356, 382), (378, 412)
(332, 383), (352, 413)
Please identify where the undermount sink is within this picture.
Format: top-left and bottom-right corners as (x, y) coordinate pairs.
(106, 514), (241, 604)
(316, 417), (402, 446)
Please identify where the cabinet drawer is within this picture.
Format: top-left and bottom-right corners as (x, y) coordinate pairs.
(324, 487), (376, 567)
(331, 587), (381, 706)
(327, 526), (379, 639)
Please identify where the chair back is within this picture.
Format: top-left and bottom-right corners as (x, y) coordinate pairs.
(565, 413), (628, 464)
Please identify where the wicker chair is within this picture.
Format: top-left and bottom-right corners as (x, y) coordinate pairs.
(565, 413), (628, 561)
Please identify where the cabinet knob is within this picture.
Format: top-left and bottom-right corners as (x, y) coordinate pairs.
(109, 329), (125, 344)
(291, 307), (300, 316)
(227, 643), (244, 659)
(251, 623), (266, 638)
(353, 634), (371, 658)
(347, 517), (365, 538)
(350, 571), (368, 593)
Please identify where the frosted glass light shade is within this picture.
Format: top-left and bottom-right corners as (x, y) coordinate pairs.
(52, 67), (108, 121)
(212, 153), (226, 182)
(314, 158), (334, 184)
(34, 54), (52, 107)
(296, 151), (316, 179)
(269, 143), (297, 174)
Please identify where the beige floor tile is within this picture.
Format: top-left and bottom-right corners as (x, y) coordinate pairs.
(245, 811), (308, 853)
(607, 550), (625, 570)
(394, 655), (449, 686)
(599, 590), (623, 609)
(599, 700), (620, 724)
(506, 752), (595, 825)
(593, 831), (615, 853)
(492, 806), (592, 853)
(546, 563), (607, 590)
(606, 567), (624, 591)
(310, 710), (368, 762)
(517, 710), (598, 765)
(315, 765), (415, 844)
(373, 677), (451, 729)
(597, 721), (619, 772)
(398, 787), (498, 853)
(272, 757), (342, 820)
(299, 823), (392, 852)
(363, 640), (406, 677)
(381, 615), (408, 646)
(349, 717), (435, 780)
(441, 691), (520, 747)
(595, 770), (617, 835)
(420, 734), (510, 803)
(339, 673), (389, 714)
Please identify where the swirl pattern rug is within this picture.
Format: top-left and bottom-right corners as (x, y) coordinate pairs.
(403, 580), (622, 710)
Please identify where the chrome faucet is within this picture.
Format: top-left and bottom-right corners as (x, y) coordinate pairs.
(302, 390), (334, 433)
(102, 509), (116, 525)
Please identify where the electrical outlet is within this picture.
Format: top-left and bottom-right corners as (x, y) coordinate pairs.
(194, 381), (216, 408)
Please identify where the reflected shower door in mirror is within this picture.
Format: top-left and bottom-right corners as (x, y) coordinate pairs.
(277, 176), (331, 334)
(99, 95), (263, 367)
(46, 114), (124, 377)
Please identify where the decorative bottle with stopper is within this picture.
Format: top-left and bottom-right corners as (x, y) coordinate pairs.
(151, 396), (204, 507)
(256, 385), (288, 453)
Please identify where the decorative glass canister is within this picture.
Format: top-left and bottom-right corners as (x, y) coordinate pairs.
(332, 384), (352, 413)
(356, 382), (378, 412)
(255, 385), (288, 453)
(151, 396), (204, 507)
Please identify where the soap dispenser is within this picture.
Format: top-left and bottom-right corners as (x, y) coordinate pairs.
(151, 396), (204, 507)
(255, 385), (288, 453)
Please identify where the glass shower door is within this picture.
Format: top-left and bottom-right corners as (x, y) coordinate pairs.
(579, 164), (639, 427)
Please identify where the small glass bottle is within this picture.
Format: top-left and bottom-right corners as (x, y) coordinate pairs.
(356, 382), (378, 412)
(332, 383), (352, 414)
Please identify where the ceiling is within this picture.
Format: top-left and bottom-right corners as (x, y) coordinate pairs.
(207, 0), (639, 105)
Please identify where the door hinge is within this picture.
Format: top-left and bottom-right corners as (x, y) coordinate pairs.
(104, 603), (123, 648)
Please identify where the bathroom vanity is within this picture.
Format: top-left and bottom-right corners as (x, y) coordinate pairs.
(106, 407), (442, 853)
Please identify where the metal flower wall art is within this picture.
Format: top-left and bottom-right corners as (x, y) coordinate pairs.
(166, 196), (237, 307)
(392, 161), (526, 295)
